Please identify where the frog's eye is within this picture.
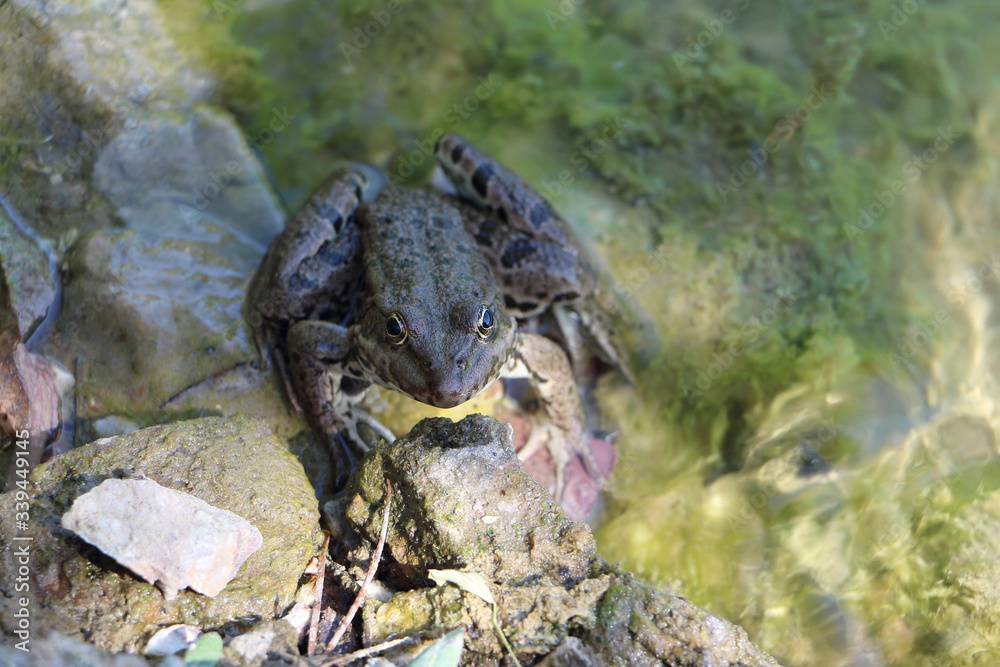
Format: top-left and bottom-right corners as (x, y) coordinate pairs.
(476, 306), (495, 339)
(385, 313), (408, 346)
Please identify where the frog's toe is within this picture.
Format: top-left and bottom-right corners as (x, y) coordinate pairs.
(344, 162), (388, 202)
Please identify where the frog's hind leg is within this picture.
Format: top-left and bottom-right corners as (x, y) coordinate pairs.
(434, 134), (573, 247)
(505, 332), (602, 502)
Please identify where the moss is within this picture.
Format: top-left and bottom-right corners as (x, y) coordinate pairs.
(152, 0), (270, 119)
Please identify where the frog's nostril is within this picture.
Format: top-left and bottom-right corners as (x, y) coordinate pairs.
(456, 358), (466, 369)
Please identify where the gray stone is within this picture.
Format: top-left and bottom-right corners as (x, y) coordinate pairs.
(2, 0), (288, 439)
(221, 620), (300, 667)
(342, 414), (781, 666)
(0, 633), (150, 667)
(50, 225), (257, 415)
(93, 109), (285, 250)
(61, 478), (264, 599)
(0, 0), (215, 241)
(0, 415), (323, 653)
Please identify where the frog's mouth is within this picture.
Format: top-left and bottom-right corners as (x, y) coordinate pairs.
(386, 366), (489, 410)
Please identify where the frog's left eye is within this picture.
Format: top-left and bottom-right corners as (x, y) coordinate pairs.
(386, 313), (408, 346)
(476, 306), (495, 339)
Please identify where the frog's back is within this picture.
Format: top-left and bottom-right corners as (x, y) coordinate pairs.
(359, 186), (492, 311)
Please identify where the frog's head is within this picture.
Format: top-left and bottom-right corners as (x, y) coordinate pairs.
(352, 294), (516, 408)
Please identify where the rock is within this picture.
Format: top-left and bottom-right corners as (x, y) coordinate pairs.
(340, 414), (780, 666)
(49, 225), (257, 417)
(0, 207), (55, 349)
(93, 109), (285, 250)
(143, 624), (201, 657)
(0, 0), (215, 240)
(61, 478), (264, 599)
(0, 415), (323, 653)
(2, 0), (285, 431)
(0, 633), (151, 667)
(343, 415), (594, 589)
(221, 620), (300, 667)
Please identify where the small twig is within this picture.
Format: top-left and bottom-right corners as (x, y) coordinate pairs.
(326, 478), (393, 652)
(307, 531), (330, 657)
(73, 357), (82, 449)
(318, 636), (416, 667)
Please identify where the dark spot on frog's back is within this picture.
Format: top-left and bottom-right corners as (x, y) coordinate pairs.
(472, 164), (493, 199)
(528, 202), (549, 228)
(473, 217), (499, 246)
(451, 144), (465, 164)
(505, 295), (538, 313)
(501, 236), (536, 268)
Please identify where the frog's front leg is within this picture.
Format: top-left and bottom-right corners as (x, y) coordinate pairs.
(287, 320), (392, 490)
(505, 332), (602, 501)
(248, 166), (383, 369)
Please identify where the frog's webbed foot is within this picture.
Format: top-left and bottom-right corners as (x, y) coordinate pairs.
(336, 389), (397, 452)
(554, 301), (636, 385)
(506, 332), (604, 502)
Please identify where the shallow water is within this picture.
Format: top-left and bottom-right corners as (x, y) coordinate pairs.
(191, 1), (1000, 664)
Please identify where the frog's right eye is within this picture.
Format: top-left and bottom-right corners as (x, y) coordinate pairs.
(385, 313), (407, 346)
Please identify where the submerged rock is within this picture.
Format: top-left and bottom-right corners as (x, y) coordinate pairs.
(0, 415), (322, 653)
(336, 414), (779, 666)
(1, 0), (284, 434)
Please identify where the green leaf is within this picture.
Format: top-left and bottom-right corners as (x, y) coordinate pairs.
(410, 628), (464, 667)
(184, 631), (223, 667)
(427, 569), (495, 604)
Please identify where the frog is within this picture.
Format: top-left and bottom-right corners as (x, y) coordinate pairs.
(247, 134), (629, 500)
